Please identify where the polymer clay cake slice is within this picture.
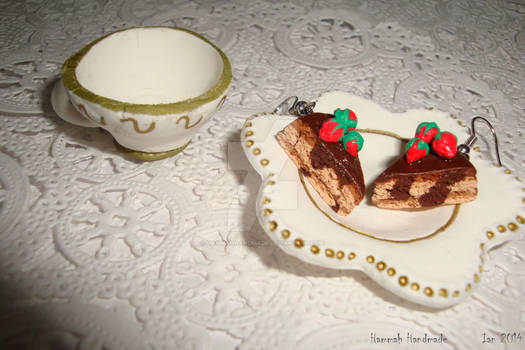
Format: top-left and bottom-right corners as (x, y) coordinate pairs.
(276, 109), (365, 215)
(372, 122), (478, 209)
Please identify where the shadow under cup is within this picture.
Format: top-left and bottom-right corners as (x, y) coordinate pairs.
(61, 26), (232, 160)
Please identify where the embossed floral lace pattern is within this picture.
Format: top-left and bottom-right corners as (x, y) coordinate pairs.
(0, 0), (524, 349)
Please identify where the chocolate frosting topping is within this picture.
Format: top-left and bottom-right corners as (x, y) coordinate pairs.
(299, 113), (365, 197)
(375, 151), (476, 206)
(376, 152), (476, 180)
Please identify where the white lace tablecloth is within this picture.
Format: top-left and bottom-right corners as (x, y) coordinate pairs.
(1, 1), (524, 349)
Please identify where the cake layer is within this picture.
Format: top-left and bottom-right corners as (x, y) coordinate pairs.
(372, 152), (477, 209)
(276, 113), (364, 215)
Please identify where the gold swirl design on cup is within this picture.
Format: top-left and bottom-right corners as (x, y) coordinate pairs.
(120, 118), (156, 134)
(76, 104), (107, 125)
(176, 115), (203, 129)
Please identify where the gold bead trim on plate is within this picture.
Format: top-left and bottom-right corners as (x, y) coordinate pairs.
(245, 113), (269, 171)
(259, 178), (484, 298)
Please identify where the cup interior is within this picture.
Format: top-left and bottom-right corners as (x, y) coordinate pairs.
(75, 27), (225, 105)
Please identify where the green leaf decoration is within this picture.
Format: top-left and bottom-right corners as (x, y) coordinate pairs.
(334, 108), (358, 130)
(416, 122), (439, 136)
(342, 130), (364, 151)
(406, 137), (418, 151)
(405, 137), (429, 154)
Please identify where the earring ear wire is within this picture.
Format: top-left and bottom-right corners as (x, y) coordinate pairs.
(457, 116), (502, 167)
(274, 96), (315, 116)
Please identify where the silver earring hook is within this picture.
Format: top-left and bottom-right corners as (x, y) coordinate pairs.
(457, 116), (502, 167)
(273, 96), (298, 115)
(274, 96), (316, 116)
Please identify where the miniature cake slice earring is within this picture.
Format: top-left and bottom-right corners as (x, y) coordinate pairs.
(371, 120), (480, 209)
(275, 105), (365, 216)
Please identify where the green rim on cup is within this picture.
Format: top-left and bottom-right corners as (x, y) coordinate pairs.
(61, 26), (232, 116)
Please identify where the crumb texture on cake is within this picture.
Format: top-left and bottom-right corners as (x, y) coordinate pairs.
(276, 113), (364, 215)
(372, 152), (477, 209)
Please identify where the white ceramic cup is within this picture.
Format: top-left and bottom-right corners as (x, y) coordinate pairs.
(59, 26), (232, 159)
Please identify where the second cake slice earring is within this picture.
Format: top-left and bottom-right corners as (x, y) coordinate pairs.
(371, 116), (502, 210)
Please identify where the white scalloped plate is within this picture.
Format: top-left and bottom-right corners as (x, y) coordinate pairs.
(241, 91), (525, 308)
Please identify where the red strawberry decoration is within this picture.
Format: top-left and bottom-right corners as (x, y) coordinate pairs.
(415, 122), (440, 143)
(319, 119), (344, 142)
(431, 131), (457, 158)
(404, 122), (458, 163)
(319, 108), (358, 143)
(405, 137), (429, 163)
(318, 108), (364, 156)
(342, 130), (364, 157)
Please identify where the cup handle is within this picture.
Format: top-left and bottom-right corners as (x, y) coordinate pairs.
(51, 78), (99, 128)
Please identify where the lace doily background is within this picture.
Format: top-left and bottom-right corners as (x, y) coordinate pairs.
(0, 0), (524, 349)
